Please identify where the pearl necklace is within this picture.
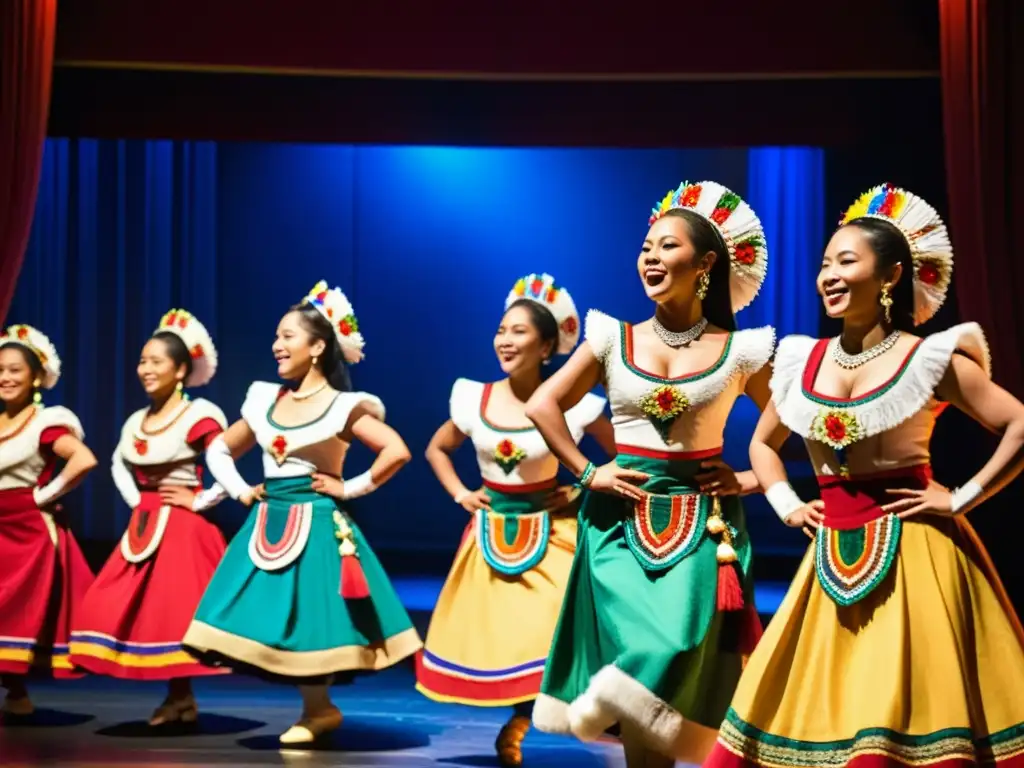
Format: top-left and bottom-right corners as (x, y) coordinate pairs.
(831, 330), (901, 369)
(652, 316), (708, 348)
(291, 382), (328, 400)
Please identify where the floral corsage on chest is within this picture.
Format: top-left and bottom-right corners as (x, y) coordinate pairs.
(810, 408), (862, 477)
(637, 384), (691, 440)
(494, 438), (527, 475)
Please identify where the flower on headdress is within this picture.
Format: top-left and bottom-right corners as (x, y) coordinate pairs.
(917, 261), (940, 286)
(710, 207), (731, 225)
(190, 344), (203, 359)
(811, 409), (861, 450)
(734, 242), (757, 265)
(16, 327), (28, 340)
(680, 185), (702, 207)
(338, 314), (358, 337)
(561, 316), (578, 336)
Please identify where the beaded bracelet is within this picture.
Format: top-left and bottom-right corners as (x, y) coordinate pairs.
(578, 462), (597, 488)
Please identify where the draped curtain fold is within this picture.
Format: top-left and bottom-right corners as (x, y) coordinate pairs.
(8, 139), (220, 540)
(940, 0), (1024, 396)
(0, 0), (58, 323)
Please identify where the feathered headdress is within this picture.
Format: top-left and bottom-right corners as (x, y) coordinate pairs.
(0, 324), (62, 389)
(505, 273), (581, 355)
(304, 280), (365, 364)
(154, 309), (218, 387)
(648, 180), (768, 313)
(840, 183), (952, 325)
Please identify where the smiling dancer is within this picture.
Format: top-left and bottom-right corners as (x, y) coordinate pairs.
(0, 325), (97, 716)
(706, 184), (1024, 768)
(528, 181), (776, 767)
(182, 281), (421, 745)
(416, 273), (614, 767)
(70, 310), (229, 726)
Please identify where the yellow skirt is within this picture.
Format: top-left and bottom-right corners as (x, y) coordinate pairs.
(415, 513), (576, 706)
(708, 516), (1024, 768)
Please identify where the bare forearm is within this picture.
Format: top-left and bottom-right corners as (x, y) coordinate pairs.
(749, 438), (789, 489)
(368, 444), (411, 489)
(426, 446), (471, 500)
(963, 420), (1024, 509)
(526, 395), (590, 477)
(736, 469), (762, 496)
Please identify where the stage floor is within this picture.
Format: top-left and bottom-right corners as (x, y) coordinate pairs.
(0, 667), (633, 767)
(1, 576), (790, 767)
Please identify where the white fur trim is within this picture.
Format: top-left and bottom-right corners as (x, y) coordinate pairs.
(584, 309), (617, 364)
(772, 324), (991, 441)
(531, 694), (573, 734)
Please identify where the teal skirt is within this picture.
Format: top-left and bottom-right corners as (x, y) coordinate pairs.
(182, 477), (421, 679)
(532, 453), (760, 758)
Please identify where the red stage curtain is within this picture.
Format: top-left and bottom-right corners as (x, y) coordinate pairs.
(0, 0), (58, 324)
(940, 0), (1024, 395)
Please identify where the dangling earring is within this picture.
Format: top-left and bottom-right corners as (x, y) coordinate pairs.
(32, 379), (42, 406)
(880, 282), (893, 325)
(176, 380), (190, 401)
(312, 355), (319, 368)
(696, 272), (710, 301)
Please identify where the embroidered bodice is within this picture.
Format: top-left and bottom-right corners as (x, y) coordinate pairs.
(240, 381), (386, 479)
(450, 379), (606, 486)
(0, 406), (83, 491)
(116, 398), (227, 489)
(584, 310), (775, 453)
(770, 323), (991, 477)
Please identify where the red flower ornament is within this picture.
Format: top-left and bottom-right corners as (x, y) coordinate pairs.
(734, 243), (757, 265)
(917, 262), (940, 286)
(710, 207), (731, 225)
(269, 435), (288, 464)
(134, 438), (148, 456)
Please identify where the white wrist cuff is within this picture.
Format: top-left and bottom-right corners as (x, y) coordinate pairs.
(453, 489), (471, 504)
(33, 476), (67, 508)
(192, 483), (229, 512)
(205, 435), (252, 501)
(341, 471), (376, 500)
(950, 481), (982, 515)
(765, 481), (805, 523)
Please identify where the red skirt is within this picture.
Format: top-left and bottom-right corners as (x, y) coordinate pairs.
(69, 490), (229, 679)
(0, 487), (95, 678)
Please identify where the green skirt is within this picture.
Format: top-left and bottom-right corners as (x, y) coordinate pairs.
(532, 453), (759, 759)
(182, 476), (421, 679)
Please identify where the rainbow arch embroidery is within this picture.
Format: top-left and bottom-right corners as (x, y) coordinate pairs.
(119, 505), (171, 564)
(625, 492), (708, 571)
(248, 502), (313, 571)
(815, 514), (902, 606)
(475, 510), (549, 576)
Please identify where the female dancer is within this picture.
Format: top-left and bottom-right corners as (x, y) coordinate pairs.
(182, 281), (421, 745)
(0, 324), (97, 715)
(528, 181), (776, 767)
(416, 273), (615, 767)
(707, 184), (1024, 768)
(70, 309), (229, 725)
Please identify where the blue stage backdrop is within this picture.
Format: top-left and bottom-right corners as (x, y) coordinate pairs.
(11, 141), (824, 563)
